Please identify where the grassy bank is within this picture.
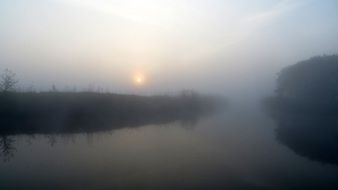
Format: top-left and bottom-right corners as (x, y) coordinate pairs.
(0, 91), (224, 135)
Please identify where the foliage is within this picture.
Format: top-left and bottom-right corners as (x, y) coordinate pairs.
(0, 91), (224, 135)
(0, 69), (18, 92)
(276, 55), (338, 103)
(265, 55), (338, 165)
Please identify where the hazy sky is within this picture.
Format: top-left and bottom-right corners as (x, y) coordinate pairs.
(0, 0), (337, 97)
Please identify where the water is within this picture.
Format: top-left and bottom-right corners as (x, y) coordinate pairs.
(1, 104), (338, 190)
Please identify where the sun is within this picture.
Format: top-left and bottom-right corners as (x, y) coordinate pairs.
(133, 74), (146, 86)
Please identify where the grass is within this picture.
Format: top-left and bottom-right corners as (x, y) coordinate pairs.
(0, 91), (225, 135)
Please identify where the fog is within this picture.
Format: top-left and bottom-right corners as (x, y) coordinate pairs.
(1, 0), (337, 101)
(2, 1), (338, 189)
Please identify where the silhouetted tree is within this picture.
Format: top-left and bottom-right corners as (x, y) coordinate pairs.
(276, 55), (338, 103)
(266, 54), (338, 165)
(0, 136), (16, 162)
(0, 69), (18, 92)
(51, 84), (58, 92)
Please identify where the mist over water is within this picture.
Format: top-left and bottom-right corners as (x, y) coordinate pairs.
(1, 0), (338, 189)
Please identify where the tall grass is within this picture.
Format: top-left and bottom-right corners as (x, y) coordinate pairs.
(0, 91), (225, 135)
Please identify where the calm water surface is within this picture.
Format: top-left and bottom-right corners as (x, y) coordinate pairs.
(1, 104), (338, 190)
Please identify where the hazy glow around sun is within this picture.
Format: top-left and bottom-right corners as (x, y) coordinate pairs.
(133, 74), (146, 86)
(1, 0), (336, 94)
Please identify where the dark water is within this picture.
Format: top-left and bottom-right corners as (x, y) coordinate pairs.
(1, 104), (338, 190)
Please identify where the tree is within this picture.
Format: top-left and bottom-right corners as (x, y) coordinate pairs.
(276, 55), (338, 102)
(0, 69), (18, 92)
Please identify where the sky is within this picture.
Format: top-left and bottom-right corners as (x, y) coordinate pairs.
(0, 0), (337, 98)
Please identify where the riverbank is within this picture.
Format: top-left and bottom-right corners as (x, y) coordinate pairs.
(0, 91), (225, 135)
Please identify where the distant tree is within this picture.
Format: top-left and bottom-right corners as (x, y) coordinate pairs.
(179, 89), (199, 98)
(0, 69), (18, 92)
(276, 55), (338, 102)
(51, 84), (58, 92)
(267, 55), (338, 165)
(0, 136), (16, 162)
